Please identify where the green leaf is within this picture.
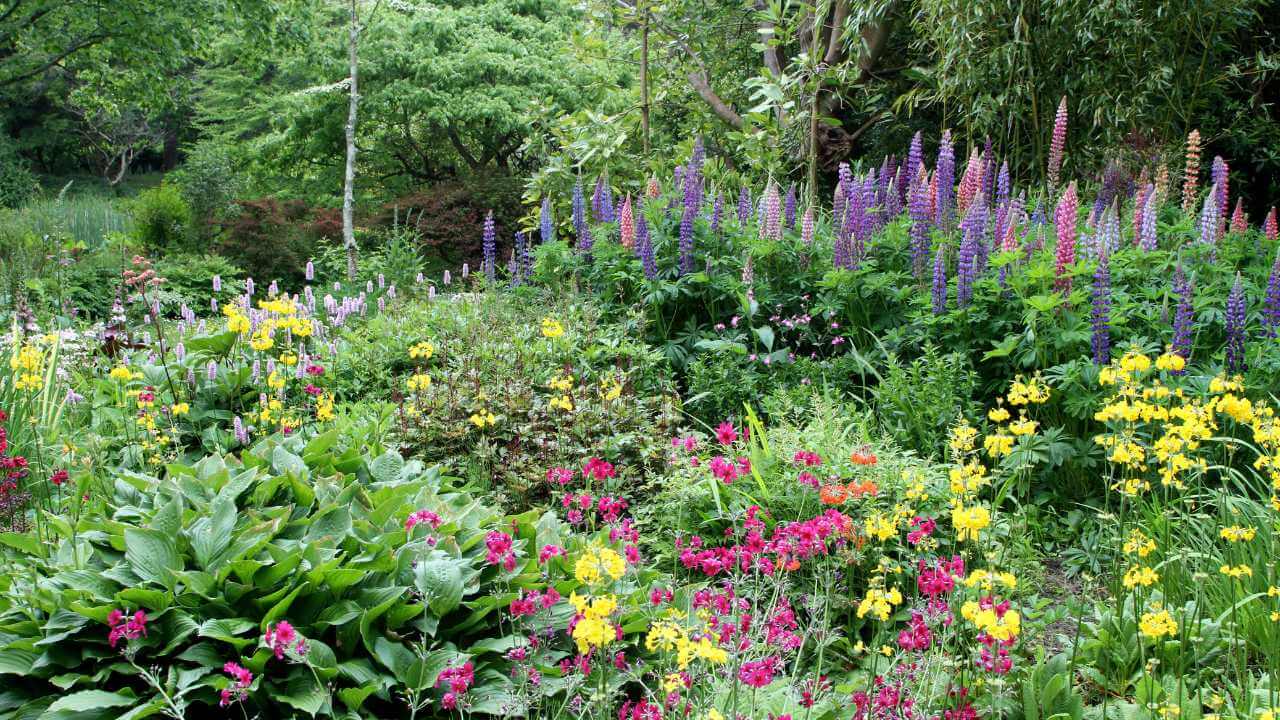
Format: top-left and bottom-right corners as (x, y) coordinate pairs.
(272, 445), (309, 480)
(337, 686), (377, 711)
(0, 649), (37, 676)
(277, 668), (326, 716)
(197, 618), (258, 649)
(414, 557), (464, 616)
(368, 450), (405, 484)
(44, 690), (137, 715)
(124, 528), (181, 589)
(190, 496), (236, 571)
(0, 532), (41, 555)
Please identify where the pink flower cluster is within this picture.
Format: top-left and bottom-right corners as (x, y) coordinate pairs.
(264, 620), (307, 659)
(906, 516), (935, 545)
(709, 455), (751, 484)
(106, 608), (148, 648)
(485, 531), (517, 571)
(678, 507), (852, 576)
(791, 450), (822, 466)
(437, 661), (475, 710)
(220, 662), (253, 707)
(738, 657), (779, 688)
(510, 587), (562, 617)
(405, 508), (443, 532)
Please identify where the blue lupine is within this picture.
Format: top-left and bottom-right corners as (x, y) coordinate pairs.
(1090, 252), (1112, 365)
(931, 244), (947, 315)
(935, 130), (955, 228)
(980, 139), (995, 203)
(737, 186), (752, 226)
(1225, 272), (1247, 373)
(1263, 248), (1280, 337)
(572, 179), (586, 235)
(784, 184), (797, 229)
(636, 212), (657, 280)
(680, 178), (699, 276)
(540, 197), (553, 244)
(592, 175), (605, 222)
(956, 199), (986, 306)
(1199, 184), (1221, 247)
(482, 210), (496, 282)
(1138, 184), (1158, 251)
(902, 131), (923, 206)
(578, 222), (595, 256)
(909, 167), (931, 280)
(601, 180), (615, 223)
(1171, 265), (1194, 361)
(883, 170), (902, 219)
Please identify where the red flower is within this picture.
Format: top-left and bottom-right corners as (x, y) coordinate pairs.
(50, 469), (69, 486)
(715, 421), (740, 446)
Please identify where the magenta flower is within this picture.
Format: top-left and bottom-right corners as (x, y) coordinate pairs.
(219, 662), (253, 707)
(406, 509), (443, 532)
(715, 421), (739, 446)
(485, 531), (517, 571)
(739, 657), (778, 688)
(106, 608), (148, 648)
(264, 621), (306, 659)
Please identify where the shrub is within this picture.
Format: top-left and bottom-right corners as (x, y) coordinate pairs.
(873, 345), (979, 458)
(168, 140), (242, 239)
(129, 183), (194, 253)
(153, 252), (244, 308)
(215, 198), (333, 286)
(0, 136), (37, 209)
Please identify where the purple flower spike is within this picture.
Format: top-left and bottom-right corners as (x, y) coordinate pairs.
(1090, 253), (1112, 365)
(1225, 272), (1247, 373)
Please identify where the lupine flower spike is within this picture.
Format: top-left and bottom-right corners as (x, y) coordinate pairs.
(1182, 130), (1201, 213)
(1225, 273), (1247, 373)
(1054, 183), (1079, 294)
(1047, 96), (1067, 192)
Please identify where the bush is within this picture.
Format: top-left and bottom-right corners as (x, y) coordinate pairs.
(168, 140), (242, 239)
(130, 183), (194, 253)
(216, 198), (336, 286)
(0, 136), (37, 209)
(153, 252), (244, 308)
(873, 345), (979, 458)
(375, 173), (524, 267)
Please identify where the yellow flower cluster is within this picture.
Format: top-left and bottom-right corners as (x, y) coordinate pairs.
(469, 409), (497, 428)
(568, 592), (617, 653)
(1123, 565), (1159, 589)
(1006, 374), (1051, 406)
(864, 513), (897, 542)
(1124, 529), (1156, 558)
(9, 341), (45, 392)
(961, 601), (1021, 642)
(406, 373), (431, 393)
(645, 619), (728, 669)
(1139, 608), (1177, 639)
(964, 569), (1018, 591)
(574, 547), (626, 586)
(856, 585), (903, 621)
(409, 341), (435, 360)
(1219, 564), (1252, 579)
(1219, 525), (1256, 543)
(951, 505), (990, 542)
(541, 317), (565, 338)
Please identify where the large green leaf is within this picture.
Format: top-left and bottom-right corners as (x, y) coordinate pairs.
(42, 690), (137, 716)
(414, 557), (464, 616)
(123, 529), (181, 589)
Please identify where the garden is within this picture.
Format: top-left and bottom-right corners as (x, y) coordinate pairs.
(3, 2), (1280, 720)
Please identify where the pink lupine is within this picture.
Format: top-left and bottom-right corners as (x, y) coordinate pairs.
(1047, 96), (1068, 190)
(1266, 207), (1279, 241)
(1182, 130), (1201, 213)
(1230, 199), (1247, 234)
(619, 194), (635, 249)
(1054, 183), (1079, 293)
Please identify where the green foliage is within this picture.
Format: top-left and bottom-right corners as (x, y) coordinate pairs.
(168, 139), (242, 238)
(0, 433), (570, 718)
(129, 184), (193, 253)
(0, 136), (36, 208)
(874, 345), (979, 458)
(153, 253), (244, 307)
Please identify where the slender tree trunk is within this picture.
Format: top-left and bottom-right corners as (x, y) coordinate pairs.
(807, 80), (820, 204)
(640, 1), (651, 158)
(343, 0), (360, 282)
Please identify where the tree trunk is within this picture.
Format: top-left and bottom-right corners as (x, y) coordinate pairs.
(640, 2), (650, 158)
(343, 0), (360, 282)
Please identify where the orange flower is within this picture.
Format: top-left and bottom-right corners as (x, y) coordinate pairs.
(819, 484), (850, 505)
(851, 447), (878, 466)
(849, 480), (880, 497)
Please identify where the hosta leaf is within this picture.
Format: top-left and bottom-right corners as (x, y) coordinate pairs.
(0, 649), (37, 676)
(337, 686), (377, 711)
(278, 667), (326, 717)
(414, 557), (464, 616)
(0, 532), (41, 555)
(198, 618), (257, 649)
(368, 450), (405, 484)
(190, 496), (236, 571)
(124, 529), (181, 589)
(272, 445), (309, 481)
(43, 690), (136, 715)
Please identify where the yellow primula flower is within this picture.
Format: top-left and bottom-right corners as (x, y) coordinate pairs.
(1139, 609), (1177, 639)
(952, 505), (990, 541)
(541, 318), (565, 338)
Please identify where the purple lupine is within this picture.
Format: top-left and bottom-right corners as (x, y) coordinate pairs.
(902, 131), (923, 206)
(1138, 184), (1158, 250)
(1225, 272), (1247, 373)
(996, 161), (1010, 210)
(909, 167), (931, 280)
(1171, 265), (1194, 361)
(1198, 184), (1220, 247)
(935, 130), (955, 228)
(931, 244), (947, 315)
(233, 415), (248, 445)
(883, 171), (903, 219)
(482, 210), (496, 282)
(761, 183), (782, 240)
(1093, 205), (1120, 258)
(1263, 248), (1280, 337)
(512, 231), (527, 286)
(636, 212), (657, 280)
(212, 275), (222, 292)
(980, 139), (996, 203)
(784, 184), (797, 229)
(540, 197), (553, 244)
(737, 186), (752, 226)
(592, 175), (605, 222)
(956, 198), (986, 306)
(305, 260), (314, 281)
(711, 192), (724, 234)
(578, 223), (595, 256)
(801, 207), (815, 246)
(1090, 252), (1112, 365)
(1211, 156), (1229, 220)
(679, 178), (699, 275)
(572, 179), (586, 235)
